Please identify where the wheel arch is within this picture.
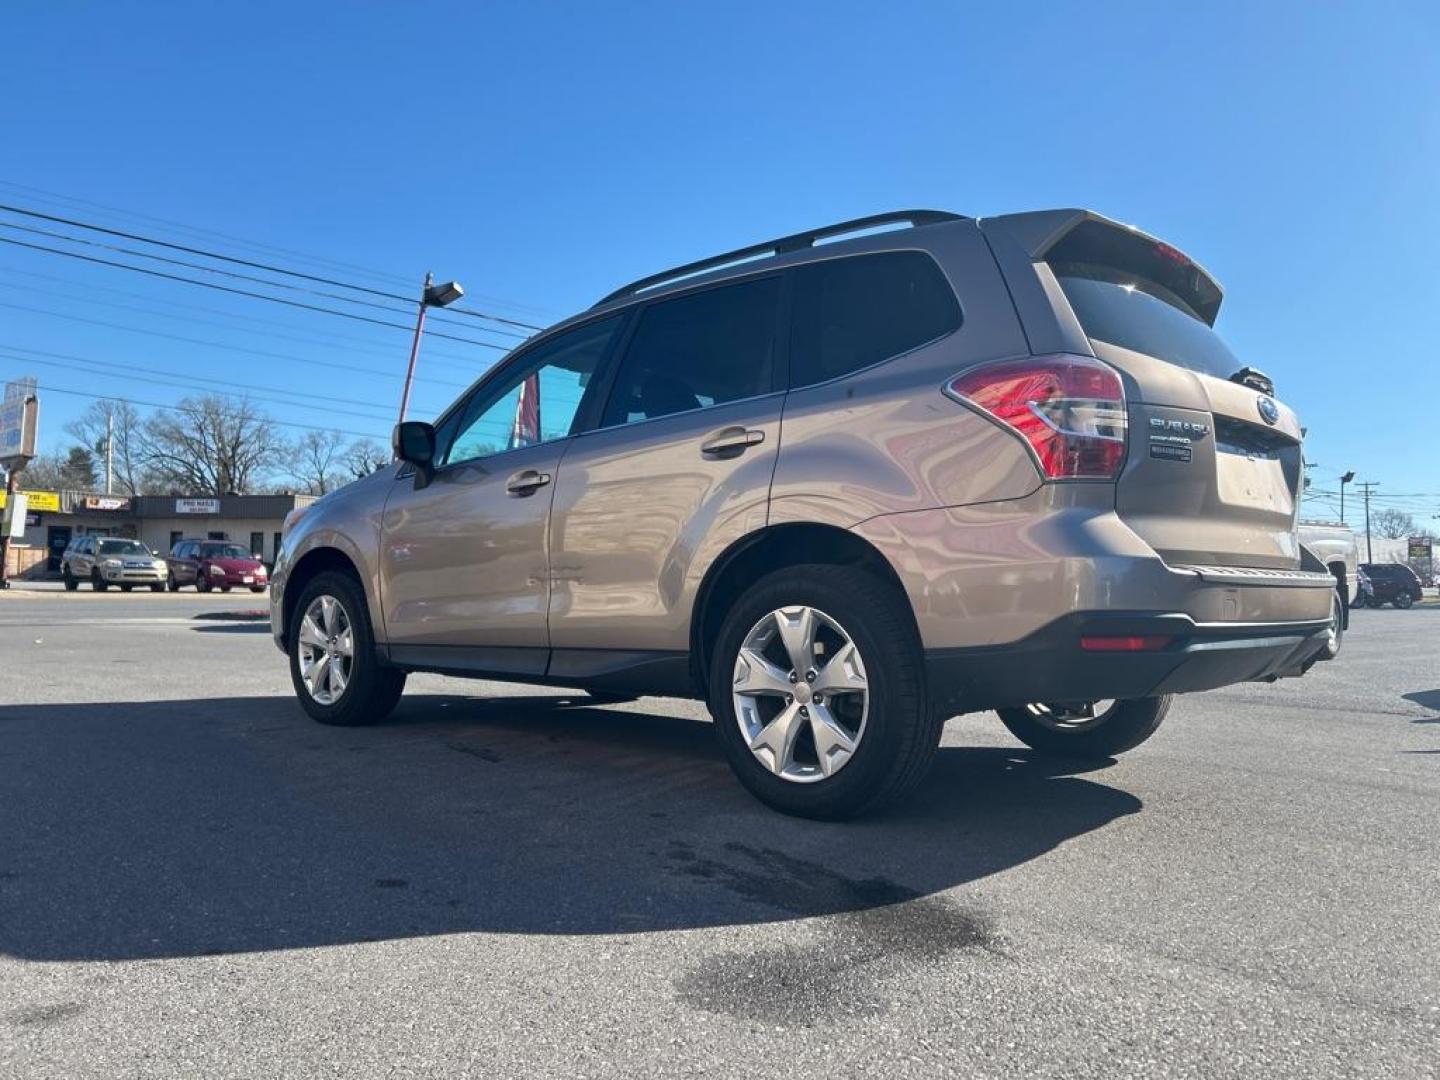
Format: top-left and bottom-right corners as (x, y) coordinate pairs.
(281, 546), (366, 648)
(689, 522), (917, 696)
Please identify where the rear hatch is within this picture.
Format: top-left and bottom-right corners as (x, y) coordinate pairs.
(996, 212), (1303, 570)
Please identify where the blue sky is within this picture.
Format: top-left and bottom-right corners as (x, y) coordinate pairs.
(1, 1), (1437, 521)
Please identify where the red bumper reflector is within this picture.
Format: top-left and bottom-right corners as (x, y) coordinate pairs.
(1080, 635), (1172, 652)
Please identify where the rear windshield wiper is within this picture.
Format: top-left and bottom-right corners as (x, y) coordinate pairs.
(1229, 366), (1274, 395)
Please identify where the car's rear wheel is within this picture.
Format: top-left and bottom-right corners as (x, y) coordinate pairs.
(1395, 593), (1414, 609)
(91, 570), (108, 592)
(288, 570), (406, 727)
(221, 585), (232, 593)
(250, 585), (266, 594)
(150, 583), (164, 592)
(197, 572), (210, 593)
(709, 564), (937, 820)
(62, 567), (78, 591)
(1318, 587), (1345, 660)
(997, 696), (1171, 759)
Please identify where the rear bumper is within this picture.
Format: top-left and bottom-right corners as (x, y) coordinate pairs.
(926, 611), (1332, 714)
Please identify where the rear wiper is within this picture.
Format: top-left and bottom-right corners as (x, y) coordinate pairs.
(1229, 366), (1274, 395)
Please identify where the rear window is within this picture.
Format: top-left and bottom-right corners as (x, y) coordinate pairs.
(790, 251), (961, 388)
(1055, 268), (1240, 381)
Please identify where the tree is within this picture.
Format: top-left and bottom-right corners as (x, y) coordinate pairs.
(344, 438), (390, 479)
(8, 452), (65, 490)
(287, 429), (348, 495)
(1371, 508), (1417, 540)
(64, 399), (145, 495)
(58, 446), (98, 490)
(139, 395), (281, 495)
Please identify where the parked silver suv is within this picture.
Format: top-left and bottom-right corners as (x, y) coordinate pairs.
(62, 536), (167, 592)
(273, 209), (1335, 818)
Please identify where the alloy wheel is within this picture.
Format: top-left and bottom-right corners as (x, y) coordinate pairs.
(1023, 699), (1120, 732)
(298, 594), (355, 706)
(731, 605), (869, 783)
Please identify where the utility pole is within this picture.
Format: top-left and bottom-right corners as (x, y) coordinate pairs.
(1357, 481), (1380, 563)
(105, 408), (114, 495)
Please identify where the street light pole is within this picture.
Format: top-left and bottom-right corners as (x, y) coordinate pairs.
(1339, 470), (1354, 525)
(397, 272), (434, 427)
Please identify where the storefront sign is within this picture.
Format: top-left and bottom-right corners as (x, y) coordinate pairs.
(84, 495), (132, 511)
(25, 511), (40, 527)
(175, 497), (222, 515)
(0, 489), (60, 513)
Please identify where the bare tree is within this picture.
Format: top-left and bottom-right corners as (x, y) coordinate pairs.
(6, 452), (65, 490)
(287, 429), (348, 495)
(64, 399), (145, 495)
(1371, 508), (1417, 540)
(140, 395), (281, 495)
(344, 437), (390, 480)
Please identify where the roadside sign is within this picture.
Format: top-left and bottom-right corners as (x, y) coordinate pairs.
(2, 492), (27, 539)
(0, 377), (39, 467)
(1407, 536), (1432, 561)
(0, 489), (61, 512)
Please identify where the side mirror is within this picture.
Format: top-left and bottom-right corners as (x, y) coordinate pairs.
(393, 421), (436, 487)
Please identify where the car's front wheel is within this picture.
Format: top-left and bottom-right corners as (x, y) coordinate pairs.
(167, 571), (179, 592)
(288, 570), (406, 727)
(709, 564), (938, 820)
(997, 696), (1171, 759)
(1395, 592), (1414, 609)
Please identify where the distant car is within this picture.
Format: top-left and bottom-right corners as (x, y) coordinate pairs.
(167, 539), (269, 593)
(1357, 563), (1422, 609)
(62, 536), (167, 592)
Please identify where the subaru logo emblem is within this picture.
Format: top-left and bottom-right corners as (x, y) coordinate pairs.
(1256, 395), (1280, 425)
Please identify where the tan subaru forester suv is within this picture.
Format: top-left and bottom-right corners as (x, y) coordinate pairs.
(273, 209), (1337, 818)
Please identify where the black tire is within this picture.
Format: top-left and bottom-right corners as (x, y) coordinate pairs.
(150, 583), (164, 592)
(120, 584), (134, 593)
(288, 569), (406, 727)
(250, 585), (267, 594)
(91, 570), (108, 592)
(221, 585), (232, 593)
(167, 571), (179, 592)
(196, 572), (210, 593)
(63, 567), (78, 591)
(997, 696), (1171, 760)
(1395, 593), (1414, 610)
(708, 564), (937, 820)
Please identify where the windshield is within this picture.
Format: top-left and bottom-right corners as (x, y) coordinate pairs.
(99, 540), (151, 556)
(203, 544), (253, 560)
(1055, 266), (1241, 381)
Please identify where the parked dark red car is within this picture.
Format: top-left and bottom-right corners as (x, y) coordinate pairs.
(166, 539), (269, 593)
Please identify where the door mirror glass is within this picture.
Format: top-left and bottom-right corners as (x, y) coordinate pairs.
(393, 421), (435, 466)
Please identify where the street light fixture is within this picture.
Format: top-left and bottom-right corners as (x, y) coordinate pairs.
(398, 271), (465, 425)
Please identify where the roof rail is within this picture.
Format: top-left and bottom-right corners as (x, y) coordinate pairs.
(594, 209), (966, 307)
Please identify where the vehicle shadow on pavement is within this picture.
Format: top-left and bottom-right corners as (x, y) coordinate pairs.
(0, 693), (1140, 961)
(1401, 690), (1440, 722)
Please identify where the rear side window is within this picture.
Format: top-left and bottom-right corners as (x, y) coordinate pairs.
(790, 251), (961, 388)
(601, 277), (781, 427)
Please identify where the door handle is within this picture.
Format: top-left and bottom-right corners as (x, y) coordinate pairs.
(505, 469), (552, 496)
(701, 426), (766, 457)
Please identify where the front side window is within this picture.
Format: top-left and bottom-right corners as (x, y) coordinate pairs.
(601, 277), (781, 427)
(790, 251), (961, 388)
(440, 315), (621, 467)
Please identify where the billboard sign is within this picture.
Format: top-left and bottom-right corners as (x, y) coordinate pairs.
(175, 497), (222, 515)
(0, 377), (39, 465)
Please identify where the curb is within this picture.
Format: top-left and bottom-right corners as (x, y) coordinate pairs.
(193, 610), (270, 622)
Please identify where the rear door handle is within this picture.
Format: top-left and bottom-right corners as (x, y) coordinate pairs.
(505, 469), (552, 496)
(700, 426), (766, 457)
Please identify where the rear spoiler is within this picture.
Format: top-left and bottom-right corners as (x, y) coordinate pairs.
(982, 209), (1224, 326)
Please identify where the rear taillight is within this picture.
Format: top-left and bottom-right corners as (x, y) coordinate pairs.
(944, 354), (1128, 480)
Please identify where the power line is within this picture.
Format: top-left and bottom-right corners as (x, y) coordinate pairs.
(0, 262), (494, 366)
(0, 374), (388, 441)
(0, 303), (478, 390)
(0, 201), (546, 332)
(0, 347), (437, 425)
(0, 234), (513, 350)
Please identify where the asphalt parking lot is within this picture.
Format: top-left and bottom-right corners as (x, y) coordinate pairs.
(1, 583), (1437, 1079)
